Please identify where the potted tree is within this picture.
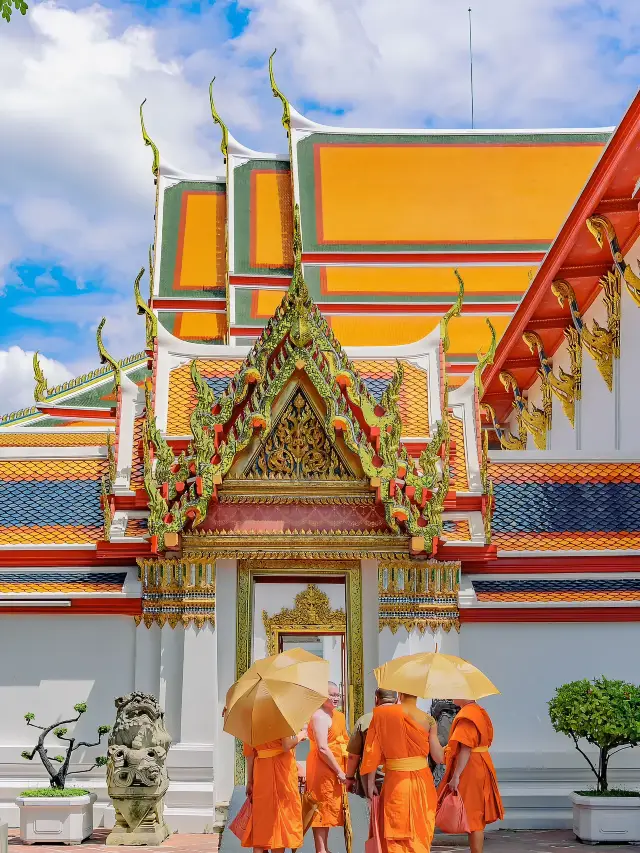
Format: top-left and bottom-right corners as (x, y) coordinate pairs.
(16, 703), (110, 845)
(549, 677), (640, 842)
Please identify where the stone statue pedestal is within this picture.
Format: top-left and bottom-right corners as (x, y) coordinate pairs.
(106, 792), (171, 847)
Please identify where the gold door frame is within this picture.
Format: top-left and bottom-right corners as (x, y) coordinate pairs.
(235, 560), (363, 784)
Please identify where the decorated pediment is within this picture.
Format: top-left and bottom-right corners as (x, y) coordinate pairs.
(141, 211), (453, 554)
(240, 386), (357, 481)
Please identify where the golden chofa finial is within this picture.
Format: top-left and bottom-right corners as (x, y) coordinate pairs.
(268, 48), (291, 133)
(474, 318), (497, 397)
(440, 269), (465, 354)
(133, 266), (158, 349)
(139, 99), (160, 178)
(33, 352), (48, 402)
(209, 77), (229, 159)
(96, 318), (122, 390)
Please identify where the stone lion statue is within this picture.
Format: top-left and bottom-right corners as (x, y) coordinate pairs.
(106, 692), (172, 846)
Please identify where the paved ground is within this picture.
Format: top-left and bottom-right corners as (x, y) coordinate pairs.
(7, 827), (637, 851)
(7, 828), (220, 851)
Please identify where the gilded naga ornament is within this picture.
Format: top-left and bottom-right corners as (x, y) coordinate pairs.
(499, 370), (549, 450)
(133, 267), (158, 350)
(552, 277), (619, 391)
(523, 329), (581, 427)
(480, 402), (526, 451)
(587, 214), (640, 308)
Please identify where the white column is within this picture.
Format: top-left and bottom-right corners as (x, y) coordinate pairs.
(214, 558), (238, 804)
(134, 622), (161, 697)
(360, 559), (379, 714)
(159, 626), (185, 743)
(180, 624), (216, 745)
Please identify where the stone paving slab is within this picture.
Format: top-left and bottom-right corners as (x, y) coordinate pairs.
(7, 828), (220, 851)
(6, 827), (638, 852)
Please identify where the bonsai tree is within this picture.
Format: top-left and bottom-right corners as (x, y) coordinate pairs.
(21, 703), (110, 792)
(549, 677), (640, 794)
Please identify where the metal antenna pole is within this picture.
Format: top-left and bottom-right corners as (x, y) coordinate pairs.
(468, 7), (475, 129)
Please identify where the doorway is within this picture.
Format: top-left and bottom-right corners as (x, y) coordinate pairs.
(235, 560), (364, 784)
(279, 631), (347, 763)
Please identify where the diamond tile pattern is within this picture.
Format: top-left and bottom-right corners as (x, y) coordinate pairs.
(441, 519), (472, 541)
(449, 414), (469, 490)
(474, 577), (640, 603)
(125, 517), (148, 536)
(491, 463), (640, 552)
(0, 572), (126, 594)
(167, 357), (430, 438)
(130, 416), (145, 490)
(0, 458), (106, 544)
(0, 433), (110, 447)
(167, 359), (243, 435)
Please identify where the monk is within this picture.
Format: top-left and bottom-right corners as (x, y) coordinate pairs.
(242, 729), (306, 853)
(361, 700), (444, 853)
(306, 682), (348, 853)
(438, 700), (504, 853)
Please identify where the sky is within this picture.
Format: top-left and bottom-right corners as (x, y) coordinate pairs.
(0, 0), (639, 414)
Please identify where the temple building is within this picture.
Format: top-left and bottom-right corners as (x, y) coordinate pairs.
(0, 65), (639, 830)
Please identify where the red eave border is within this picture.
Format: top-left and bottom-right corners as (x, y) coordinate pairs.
(37, 406), (116, 420)
(460, 605), (640, 623)
(0, 599), (142, 617)
(462, 554), (640, 574)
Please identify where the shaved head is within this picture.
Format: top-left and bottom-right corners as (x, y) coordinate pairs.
(325, 681), (341, 710)
(375, 689), (397, 705)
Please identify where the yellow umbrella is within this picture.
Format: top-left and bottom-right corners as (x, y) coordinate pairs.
(374, 651), (499, 700)
(224, 648), (329, 746)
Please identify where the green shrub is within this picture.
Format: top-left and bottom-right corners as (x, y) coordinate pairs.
(549, 677), (640, 794)
(20, 789), (89, 798)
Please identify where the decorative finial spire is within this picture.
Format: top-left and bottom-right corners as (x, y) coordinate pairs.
(474, 318), (497, 397)
(440, 269), (465, 354)
(139, 99), (160, 178)
(133, 266), (158, 349)
(33, 352), (48, 402)
(96, 318), (122, 390)
(268, 49), (291, 134)
(209, 77), (229, 159)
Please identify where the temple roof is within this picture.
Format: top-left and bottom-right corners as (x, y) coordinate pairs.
(0, 458), (107, 546)
(146, 78), (611, 389)
(490, 461), (640, 554)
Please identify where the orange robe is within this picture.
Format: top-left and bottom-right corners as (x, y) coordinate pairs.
(242, 740), (303, 850)
(438, 704), (504, 832)
(361, 705), (437, 853)
(306, 709), (348, 827)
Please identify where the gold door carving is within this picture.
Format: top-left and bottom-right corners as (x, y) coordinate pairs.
(262, 584), (347, 655)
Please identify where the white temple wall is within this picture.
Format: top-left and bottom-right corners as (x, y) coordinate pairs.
(460, 621), (640, 829)
(0, 615), (136, 826)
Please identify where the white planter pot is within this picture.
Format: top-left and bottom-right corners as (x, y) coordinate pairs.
(15, 793), (96, 845)
(571, 792), (640, 843)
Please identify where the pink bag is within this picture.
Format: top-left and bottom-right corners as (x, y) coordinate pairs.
(365, 794), (382, 853)
(436, 789), (470, 834)
(228, 796), (252, 840)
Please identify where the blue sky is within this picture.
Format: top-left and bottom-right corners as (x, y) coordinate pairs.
(0, 0), (639, 411)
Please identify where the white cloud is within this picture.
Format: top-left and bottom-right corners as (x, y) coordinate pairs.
(0, 0), (638, 415)
(0, 346), (74, 415)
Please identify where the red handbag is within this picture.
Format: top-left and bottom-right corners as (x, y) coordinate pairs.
(436, 789), (470, 834)
(228, 796), (252, 840)
(365, 795), (382, 853)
